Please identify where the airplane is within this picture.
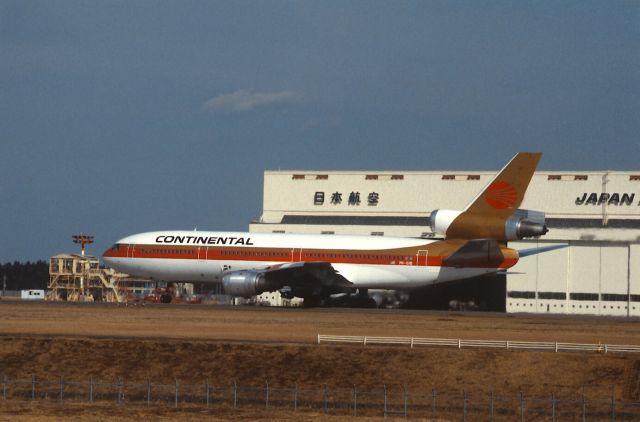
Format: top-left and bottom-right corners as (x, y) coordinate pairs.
(102, 152), (552, 307)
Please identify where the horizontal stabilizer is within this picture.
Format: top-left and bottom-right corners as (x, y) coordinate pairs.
(518, 244), (567, 258)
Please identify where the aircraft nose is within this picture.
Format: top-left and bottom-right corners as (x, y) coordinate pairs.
(102, 250), (113, 267)
(102, 244), (120, 266)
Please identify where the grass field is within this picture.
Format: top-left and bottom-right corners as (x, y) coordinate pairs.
(1, 302), (640, 420)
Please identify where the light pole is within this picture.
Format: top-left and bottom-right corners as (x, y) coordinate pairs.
(72, 234), (94, 296)
(72, 234), (94, 256)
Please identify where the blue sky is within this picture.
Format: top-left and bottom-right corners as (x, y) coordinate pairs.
(1, 1), (638, 261)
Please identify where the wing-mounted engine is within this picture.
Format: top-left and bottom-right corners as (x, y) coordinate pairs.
(221, 262), (354, 299)
(430, 208), (548, 241)
(222, 270), (273, 298)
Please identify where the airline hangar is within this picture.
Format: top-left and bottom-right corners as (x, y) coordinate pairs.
(249, 169), (640, 316)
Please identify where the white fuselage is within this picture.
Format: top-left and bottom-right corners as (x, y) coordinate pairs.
(102, 231), (500, 290)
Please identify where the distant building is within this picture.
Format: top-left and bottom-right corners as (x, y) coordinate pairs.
(250, 169), (640, 316)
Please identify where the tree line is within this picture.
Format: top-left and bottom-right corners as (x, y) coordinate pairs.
(0, 261), (49, 291)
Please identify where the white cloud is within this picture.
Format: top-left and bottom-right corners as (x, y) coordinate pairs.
(203, 90), (299, 113)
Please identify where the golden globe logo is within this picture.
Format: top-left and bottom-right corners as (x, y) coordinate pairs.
(485, 181), (518, 209)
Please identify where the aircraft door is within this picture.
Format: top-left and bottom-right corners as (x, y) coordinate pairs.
(291, 248), (303, 262)
(416, 250), (428, 266)
(126, 244), (135, 258)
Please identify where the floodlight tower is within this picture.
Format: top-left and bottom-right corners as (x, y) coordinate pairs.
(72, 234), (94, 256)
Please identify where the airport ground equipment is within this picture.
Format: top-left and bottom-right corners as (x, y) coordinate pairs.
(47, 254), (125, 302)
(47, 254), (196, 303)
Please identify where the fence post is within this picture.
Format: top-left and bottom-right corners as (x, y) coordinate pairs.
(463, 390), (467, 422)
(490, 390), (494, 421)
(317, 334), (320, 344)
(117, 378), (122, 405)
(432, 389), (436, 420)
(383, 384), (387, 418)
(403, 384), (408, 418)
(206, 379), (210, 409)
(294, 383), (298, 411)
(89, 376), (93, 403)
(233, 380), (237, 409)
(353, 385), (357, 416)
(147, 380), (151, 407)
(323, 384), (328, 414)
(175, 379), (179, 408)
(611, 385), (616, 421)
(265, 380), (269, 409)
(59, 376), (64, 403)
(31, 375), (35, 401)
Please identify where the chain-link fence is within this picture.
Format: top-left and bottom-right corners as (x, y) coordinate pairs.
(2, 375), (640, 420)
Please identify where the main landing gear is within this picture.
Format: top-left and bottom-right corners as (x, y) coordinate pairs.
(302, 289), (377, 308)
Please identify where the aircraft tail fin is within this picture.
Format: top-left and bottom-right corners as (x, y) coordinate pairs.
(444, 152), (543, 241)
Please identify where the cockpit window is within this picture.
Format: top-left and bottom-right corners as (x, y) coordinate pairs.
(111, 244), (121, 251)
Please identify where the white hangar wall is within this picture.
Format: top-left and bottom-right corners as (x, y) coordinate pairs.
(250, 169), (640, 316)
(508, 241), (640, 316)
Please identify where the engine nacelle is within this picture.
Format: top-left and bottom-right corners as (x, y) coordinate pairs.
(429, 209), (463, 236)
(430, 208), (548, 241)
(504, 209), (549, 240)
(222, 270), (270, 298)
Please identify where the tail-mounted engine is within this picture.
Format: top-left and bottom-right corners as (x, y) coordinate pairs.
(430, 208), (548, 241)
(222, 270), (271, 298)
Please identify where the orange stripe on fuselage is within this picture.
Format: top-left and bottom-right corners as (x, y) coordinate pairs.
(103, 244), (519, 269)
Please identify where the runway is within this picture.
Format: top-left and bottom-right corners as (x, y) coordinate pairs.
(1, 301), (639, 345)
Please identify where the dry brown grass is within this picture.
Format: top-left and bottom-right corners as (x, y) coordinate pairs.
(1, 302), (640, 420)
(2, 302), (640, 344)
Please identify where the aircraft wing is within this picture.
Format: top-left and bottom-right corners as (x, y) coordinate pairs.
(263, 261), (354, 289)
